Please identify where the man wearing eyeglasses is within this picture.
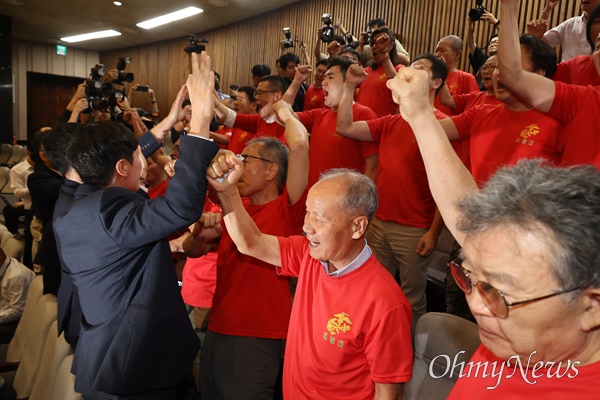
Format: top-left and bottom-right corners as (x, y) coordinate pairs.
(197, 100), (309, 399)
(214, 75), (286, 141)
(386, 25), (600, 400)
(206, 162), (413, 399)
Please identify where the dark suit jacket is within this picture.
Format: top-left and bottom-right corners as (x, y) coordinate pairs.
(55, 131), (165, 351)
(28, 164), (63, 294)
(53, 135), (219, 396)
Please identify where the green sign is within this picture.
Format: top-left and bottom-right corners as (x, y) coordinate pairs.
(56, 45), (67, 56)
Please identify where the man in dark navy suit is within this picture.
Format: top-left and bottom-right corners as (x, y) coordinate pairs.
(53, 52), (220, 399)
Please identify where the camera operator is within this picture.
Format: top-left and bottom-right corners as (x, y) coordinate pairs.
(358, 18), (410, 67)
(313, 17), (354, 62)
(127, 83), (159, 116)
(467, 7), (500, 90)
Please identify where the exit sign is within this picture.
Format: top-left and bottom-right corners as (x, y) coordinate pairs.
(56, 45), (67, 56)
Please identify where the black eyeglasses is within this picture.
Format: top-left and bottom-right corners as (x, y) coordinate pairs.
(254, 90), (278, 96)
(448, 259), (581, 319)
(239, 154), (274, 164)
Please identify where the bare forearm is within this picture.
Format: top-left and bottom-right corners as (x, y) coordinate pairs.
(336, 84), (356, 133)
(282, 79), (303, 105)
(408, 112), (477, 246)
(382, 58), (397, 80)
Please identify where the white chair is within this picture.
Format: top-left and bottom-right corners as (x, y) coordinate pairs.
(403, 312), (481, 400)
(0, 275), (44, 363)
(4, 145), (24, 167)
(48, 354), (82, 400)
(29, 322), (73, 400)
(6, 294), (58, 397)
(0, 144), (12, 165)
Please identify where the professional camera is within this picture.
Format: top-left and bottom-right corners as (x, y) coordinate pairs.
(90, 64), (106, 80)
(282, 27), (294, 48)
(469, 0), (488, 22)
(320, 13), (334, 43)
(85, 79), (111, 110)
(184, 34), (209, 53)
(114, 56), (134, 85)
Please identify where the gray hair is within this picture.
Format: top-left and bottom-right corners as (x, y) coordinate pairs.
(318, 169), (379, 222)
(457, 159), (600, 296)
(246, 137), (289, 187)
(440, 35), (464, 52)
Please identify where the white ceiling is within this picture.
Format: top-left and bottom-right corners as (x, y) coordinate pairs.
(1, 0), (300, 51)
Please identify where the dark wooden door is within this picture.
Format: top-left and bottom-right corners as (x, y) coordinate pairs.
(27, 72), (85, 139)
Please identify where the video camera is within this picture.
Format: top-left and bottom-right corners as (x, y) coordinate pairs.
(469, 0), (488, 22)
(184, 34), (209, 53)
(85, 64), (112, 110)
(320, 13), (334, 43)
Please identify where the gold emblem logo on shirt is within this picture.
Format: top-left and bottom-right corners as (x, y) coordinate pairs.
(323, 312), (352, 349)
(311, 95), (318, 102)
(379, 72), (386, 81)
(327, 312), (352, 335)
(516, 124), (540, 145)
(240, 131), (248, 140)
(448, 82), (459, 94)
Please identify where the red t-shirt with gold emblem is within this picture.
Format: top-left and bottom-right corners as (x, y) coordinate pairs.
(452, 105), (565, 186)
(303, 84), (326, 111)
(356, 63), (404, 117)
(277, 236), (413, 399)
(435, 70), (480, 117)
(297, 104), (378, 188)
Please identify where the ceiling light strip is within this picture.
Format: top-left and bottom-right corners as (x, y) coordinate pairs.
(60, 30), (121, 43)
(136, 6), (203, 29)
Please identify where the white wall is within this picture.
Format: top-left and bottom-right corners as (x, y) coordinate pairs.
(11, 40), (99, 139)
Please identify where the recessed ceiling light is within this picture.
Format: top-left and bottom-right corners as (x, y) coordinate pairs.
(136, 6), (203, 29)
(114, 1), (122, 6)
(60, 30), (121, 43)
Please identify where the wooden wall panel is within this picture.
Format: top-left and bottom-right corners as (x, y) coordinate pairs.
(98, 0), (584, 113)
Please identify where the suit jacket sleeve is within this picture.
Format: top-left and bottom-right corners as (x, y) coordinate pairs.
(99, 136), (219, 249)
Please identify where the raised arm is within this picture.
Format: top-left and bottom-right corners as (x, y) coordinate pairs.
(273, 100), (309, 204)
(149, 84), (188, 142)
(336, 64), (374, 142)
(207, 154), (281, 266)
(498, 0), (556, 113)
(282, 65), (312, 106)
(387, 68), (478, 245)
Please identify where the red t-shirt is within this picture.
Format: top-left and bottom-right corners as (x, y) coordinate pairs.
(451, 91), (502, 171)
(147, 180), (167, 199)
(208, 189), (306, 339)
(553, 55), (600, 87)
(448, 344), (600, 400)
(277, 236), (413, 400)
(233, 113), (285, 141)
(547, 82), (600, 167)
(303, 84), (325, 111)
(226, 127), (255, 154)
(298, 104), (378, 187)
(452, 91), (502, 114)
(356, 63), (404, 117)
(435, 70), (480, 116)
(452, 105), (565, 186)
(181, 200), (222, 308)
(367, 110), (448, 228)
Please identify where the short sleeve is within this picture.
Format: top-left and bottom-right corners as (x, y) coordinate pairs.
(234, 114), (261, 133)
(277, 236), (307, 278)
(366, 116), (388, 142)
(297, 110), (316, 132)
(451, 105), (481, 141)
(365, 304), (414, 383)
